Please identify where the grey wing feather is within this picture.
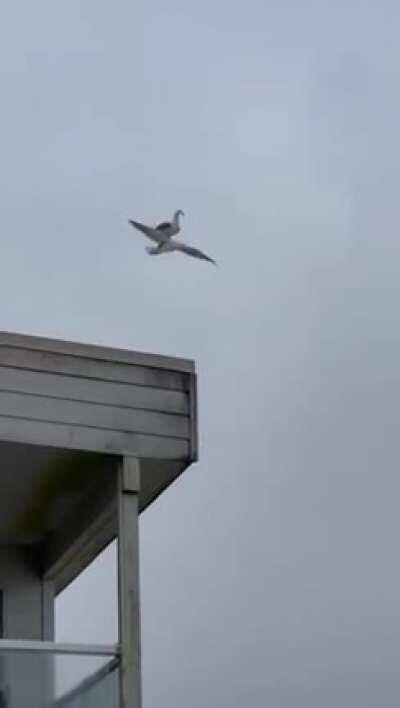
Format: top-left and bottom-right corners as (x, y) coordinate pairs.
(128, 220), (165, 244)
(178, 243), (217, 265)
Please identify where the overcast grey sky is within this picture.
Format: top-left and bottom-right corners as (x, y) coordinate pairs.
(2, 0), (400, 705)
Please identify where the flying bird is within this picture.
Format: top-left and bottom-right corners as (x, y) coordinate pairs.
(128, 210), (216, 265)
(154, 209), (184, 238)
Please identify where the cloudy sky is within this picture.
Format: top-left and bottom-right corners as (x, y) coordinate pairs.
(2, 0), (400, 705)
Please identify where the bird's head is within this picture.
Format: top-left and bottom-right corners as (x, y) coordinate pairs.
(174, 209), (184, 224)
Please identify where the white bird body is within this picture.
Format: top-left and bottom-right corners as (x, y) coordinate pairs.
(146, 242), (176, 254)
(128, 211), (216, 265)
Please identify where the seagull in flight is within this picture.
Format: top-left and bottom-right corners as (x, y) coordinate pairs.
(128, 210), (216, 265)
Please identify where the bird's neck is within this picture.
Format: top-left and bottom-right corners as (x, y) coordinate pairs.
(173, 211), (181, 229)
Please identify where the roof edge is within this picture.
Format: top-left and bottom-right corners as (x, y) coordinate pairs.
(0, 331), (195, 374)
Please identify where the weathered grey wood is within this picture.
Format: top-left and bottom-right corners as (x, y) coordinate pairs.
(0, 390), (189, 439)
(0, 548), (43, 639)
(41, 581), (55, 706)
(0, 347), (187, 390)
(0, 366), (189, 414)
(0, 416), (189, 458)
(0, 331), (194, 373)
(41, 582), (54, 640)
(118, 457), (141, 708)
(122, 459), (140, 493)
(188, 372), (199, 461)
(0, 333), (196, 465)
(42, 473), (118, 594)
(0, 332), (198, 707)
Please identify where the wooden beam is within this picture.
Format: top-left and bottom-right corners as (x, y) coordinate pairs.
(41, 581), (54, 640)
(0, 416), (189, 460)
(118, 457), (141, 708)
(0, 330), (195, 373)
(188, 371), (199, 462)
(42, 472), (117, 594)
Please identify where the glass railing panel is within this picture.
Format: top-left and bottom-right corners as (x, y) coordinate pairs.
(0, 642), (119, 708)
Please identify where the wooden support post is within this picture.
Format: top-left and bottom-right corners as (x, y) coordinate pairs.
(118, 457), (142, 708)
(41, 581), (54, 641)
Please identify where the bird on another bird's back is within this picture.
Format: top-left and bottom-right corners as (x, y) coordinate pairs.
(128, 210), (217, 265)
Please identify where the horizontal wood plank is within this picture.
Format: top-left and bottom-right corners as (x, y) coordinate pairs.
(0, 416), (188, 459)
(0, 347), (187, 391)
(0, 331), (195, 373)
(0, 366), (189, 415)
(0, 391), (189, 438)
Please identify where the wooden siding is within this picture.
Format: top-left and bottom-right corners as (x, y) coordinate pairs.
(0, 333), (196, 461)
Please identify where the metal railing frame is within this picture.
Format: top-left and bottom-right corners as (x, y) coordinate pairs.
(0, 640), (119, 657)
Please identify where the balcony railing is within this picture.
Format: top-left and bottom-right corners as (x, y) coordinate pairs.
(0, 640), (120, 708)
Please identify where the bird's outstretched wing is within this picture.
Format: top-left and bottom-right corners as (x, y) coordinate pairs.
(128, 220), (168, 244)
(175, 242), (216, 265)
